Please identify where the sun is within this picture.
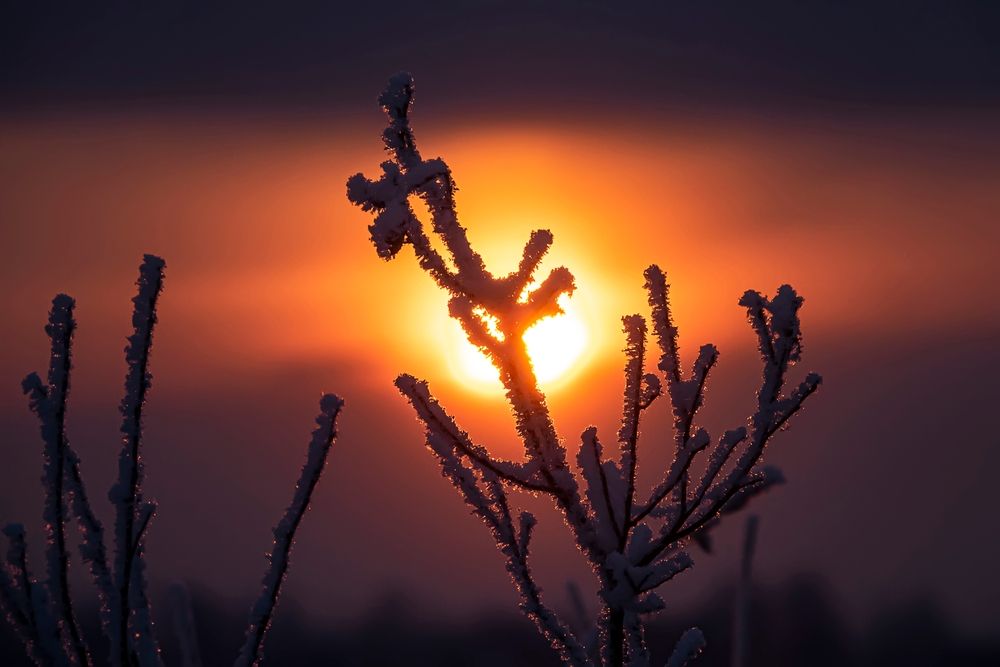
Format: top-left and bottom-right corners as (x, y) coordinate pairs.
(452, 294), (588, 390)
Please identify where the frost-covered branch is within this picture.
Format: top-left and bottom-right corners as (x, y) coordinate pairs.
(108, 254), (165, 667)
(636, 284), (821, 568)
(64, 445), (115, 640)
(578, 427), (626, 552)
(641, 266), (717, 519)
(664, 628), (705, 667)
(22, 294), (91, 666)
(0, 525), (52, 666)
(236, 394), (345, 667)
(4, 255), (346, 667)
(499, 503), (592, 666)
(349, 73), (823, 667)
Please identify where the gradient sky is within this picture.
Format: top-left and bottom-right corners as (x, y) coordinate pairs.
(2, 0), (999, 642)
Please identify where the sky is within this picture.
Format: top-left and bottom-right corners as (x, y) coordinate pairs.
(1, 0), (999, 651)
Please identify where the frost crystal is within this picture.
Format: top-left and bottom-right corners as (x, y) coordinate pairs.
(2, 257), (345, 667)
(349, 74), (823, 666)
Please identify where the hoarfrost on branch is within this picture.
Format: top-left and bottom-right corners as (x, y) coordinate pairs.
(348, 73), (823, 667)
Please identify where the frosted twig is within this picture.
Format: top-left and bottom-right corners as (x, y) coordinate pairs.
(566, 580), (597, 654)
(0, 525), (50, 666)
(578, 427), (625, 551)
(22, 294), (91, 666)
(489, 488), (592, 666)
(4, 255), (348, 667)
(128, 501), (160, 667)
(687, 428), (747, 512)
(643, 266), (718, 517)
(619, 315), (647, 550)
(664, 627), (705, 667)
(624, 609), (649, 667)
(632, 429), (709, 529)
(109, 255), (165, 667)
(64, 446), (115, 640)
(636, 286), (820, 567)
(235, 394), (345, 667)
(350, 73), (823, 667)
(396, 375), (549, 491)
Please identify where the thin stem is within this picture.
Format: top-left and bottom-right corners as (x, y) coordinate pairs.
(113, 255), (164, 667)
(24, 295), (90, 666)
(235, 395), (344, 667)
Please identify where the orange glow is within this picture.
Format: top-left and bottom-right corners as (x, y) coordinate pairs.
(450, 294), (589, 392)
(1, 114), (995, 409)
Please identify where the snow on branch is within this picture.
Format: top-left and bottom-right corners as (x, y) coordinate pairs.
(0, 525), (51, 666)
(236, 394), (345, 667)
(664, 627), (706, 667)
(3, 255), (347, 667)
(64, 445), (115, 640)
(350, 73), (824, 667)
(578, 427), (626, 552)
(22, 294), (91, 666)
(110, 254), (165, 667)
(395, 376), (588, 663)
(618, 315), (647, 540)
(347, 72), (575, 339)
(396, 375), (548, 491)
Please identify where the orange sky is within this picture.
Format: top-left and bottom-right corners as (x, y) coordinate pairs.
(1, 109), (998, 632)
(2, 110), (996, 399)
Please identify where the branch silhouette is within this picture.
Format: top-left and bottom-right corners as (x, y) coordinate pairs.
(0, 257), (344, 667)
(349, 72), (823, 667)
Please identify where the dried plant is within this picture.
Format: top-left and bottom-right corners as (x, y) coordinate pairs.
(348, 73), (823, 666)
(0, 256), (344, 667)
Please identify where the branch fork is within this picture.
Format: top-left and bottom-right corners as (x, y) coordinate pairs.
(349, 72), (823, 667)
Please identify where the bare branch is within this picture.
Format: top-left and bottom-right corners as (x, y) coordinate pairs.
(664, 627), (705, 667)
(448, 296), (504, 358)
(0, 525), (49, 666)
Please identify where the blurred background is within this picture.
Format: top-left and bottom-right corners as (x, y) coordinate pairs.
(2, 2), (998, 664)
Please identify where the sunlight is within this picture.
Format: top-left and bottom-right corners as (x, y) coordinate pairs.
(452, 294), (588, 390)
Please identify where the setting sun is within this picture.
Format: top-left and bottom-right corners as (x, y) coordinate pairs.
(452, 294), (588, 389)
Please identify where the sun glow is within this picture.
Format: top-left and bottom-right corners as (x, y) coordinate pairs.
(452, 295), (588, 390)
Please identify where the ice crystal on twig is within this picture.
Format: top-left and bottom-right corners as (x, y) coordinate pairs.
(2, 256), (344, 667)
(109, 254), (165, 667)
(236, 393), (345, 667)
(349, 73), (823, 666)
(664, 627), (705, 667)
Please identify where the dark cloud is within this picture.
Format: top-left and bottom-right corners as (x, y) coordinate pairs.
(2, 1), (999, 114)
